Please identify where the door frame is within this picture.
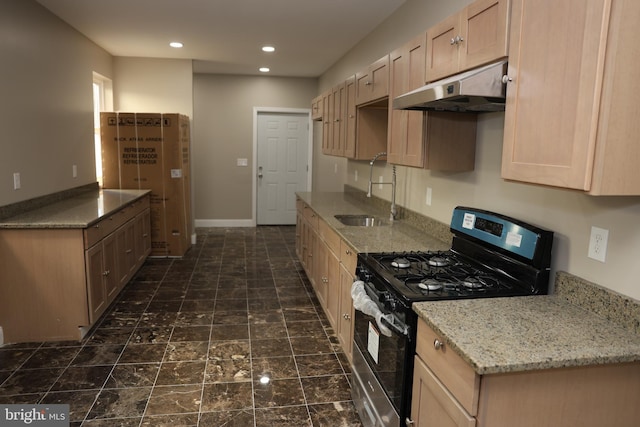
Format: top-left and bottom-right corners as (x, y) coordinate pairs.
(252, 107), (313, 226)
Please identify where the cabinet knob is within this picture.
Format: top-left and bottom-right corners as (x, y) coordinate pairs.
(501, 74), (513, 84)
(405, 418), (415, 426)
(345, 249), (351, 255)
(434, 339), (445, 350)
(365, 81), (372, 86)
(103, 270), (110, 276)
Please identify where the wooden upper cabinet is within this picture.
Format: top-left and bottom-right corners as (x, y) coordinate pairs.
(426, 0), (510, 82)
(502, 0), (640, 195)
(356, 54), (390, 106)
(344, 76), (357, 158)
(388, 33), (428, 167)
(311, 94), (324, 121)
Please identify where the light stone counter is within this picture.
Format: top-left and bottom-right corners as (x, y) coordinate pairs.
(296, 191), (450, 253)
(413, 294), (640, 375)
(0, 188), (151, 229)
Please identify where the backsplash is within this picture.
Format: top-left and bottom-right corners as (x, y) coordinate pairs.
(555, 271), (640, 335)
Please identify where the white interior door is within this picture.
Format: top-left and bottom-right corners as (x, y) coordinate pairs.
(257, 112), (309, 225)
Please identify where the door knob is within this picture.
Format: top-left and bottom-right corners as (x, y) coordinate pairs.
(258, 166), (263, 178)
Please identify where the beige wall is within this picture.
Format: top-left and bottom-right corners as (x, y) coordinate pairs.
(0, 0), (113, 205)
(192, 74), (317, 223)
(316, 0), (640, 301)
(113, 57), (193, 117)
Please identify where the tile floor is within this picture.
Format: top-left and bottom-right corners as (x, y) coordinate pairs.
(0, 226), (363, 426)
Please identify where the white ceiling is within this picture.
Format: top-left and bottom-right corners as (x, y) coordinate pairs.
(36, 0), (406, 77)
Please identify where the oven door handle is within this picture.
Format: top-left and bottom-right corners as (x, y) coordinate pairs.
(352, 280), (410, 337)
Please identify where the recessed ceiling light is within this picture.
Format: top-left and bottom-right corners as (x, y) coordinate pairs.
(259, 67), (270, 73)
(262, 46), (275, 53)
(169, 42), (183, 48)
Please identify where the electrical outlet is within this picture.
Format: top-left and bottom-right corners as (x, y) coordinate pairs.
(426, 187), (432, 206)
(13, 172), (20, 190)
(379, 175), (383, 189)
(355, 170), (358, 182)
(334, 163), (338, 174)
(588, 226), (608, 262)
(72, 164), (78, 178)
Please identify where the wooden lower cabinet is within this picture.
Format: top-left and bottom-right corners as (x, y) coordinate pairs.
(0, 196), (151, 343)
(295, 198), (357, 362)
(410, 318), (640, 427)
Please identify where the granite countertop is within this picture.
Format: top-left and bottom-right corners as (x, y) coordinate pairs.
(413, 296), (640, 375)
(298, 190), (640, 376)
(0, 189), (151, 229)
(296, 191), (450, 253)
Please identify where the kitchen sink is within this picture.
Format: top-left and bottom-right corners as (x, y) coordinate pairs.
(334, 214), (388, 227)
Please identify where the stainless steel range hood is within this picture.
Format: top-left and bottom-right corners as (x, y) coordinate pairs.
(393, 60), (508, 112)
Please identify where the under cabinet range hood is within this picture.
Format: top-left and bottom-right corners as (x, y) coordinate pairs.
(393, 60), (508, 112)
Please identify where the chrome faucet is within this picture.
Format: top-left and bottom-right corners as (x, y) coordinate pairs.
(367, 152), (397, 221)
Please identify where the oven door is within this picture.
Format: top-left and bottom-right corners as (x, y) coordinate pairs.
(351, 280), (415, 426)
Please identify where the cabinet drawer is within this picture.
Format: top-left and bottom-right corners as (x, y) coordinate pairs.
(416, 319), (480, 415)
(318, 218), (340, 255)
(303, 204), (319, 230)
(84, 214), (121, 248)
(339, 240), (357, 274)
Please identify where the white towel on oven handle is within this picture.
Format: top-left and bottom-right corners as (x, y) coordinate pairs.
(351, 280), (393, 337)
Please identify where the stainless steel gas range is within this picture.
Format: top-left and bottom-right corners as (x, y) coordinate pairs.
(350, 206), (554, 427)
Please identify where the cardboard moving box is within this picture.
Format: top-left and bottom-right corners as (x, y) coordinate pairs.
(101, 112), (192, 257)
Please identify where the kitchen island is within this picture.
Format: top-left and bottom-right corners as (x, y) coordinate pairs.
(0, 187), (151, 343)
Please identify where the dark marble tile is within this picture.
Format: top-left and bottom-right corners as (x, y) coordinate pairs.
(200, 382), (253, 412)
(301, 375), (352, 404)
(198, 410), (254, 427)
(207, 340), (250, 362)
(145, 384), (202, 415)
(152, 287), (187, 300)
(174, 311), (213, 327)
(205, 358), (252, 383)
(0, 347), (38, 371)
(71, 344), (124, 366)
(247, 309), (285, 325)
(296, 354), (344, 377)
(249, 322), (288, 339)
(215, 299), (248, 311)
(51, 365), (112, 391)
(251, 338), (293, 359)
(277, 286), (311, 298)
(131, 326), (173, 344)
(290, 336), (334, 356)
(87, 327), (134, 345)
(0, 368), (64, 396)
(82, 417), (142, 426)
(253, 377), (305, 408)
(212, 309), (249, 325)
(146, 300), (182, 313)
(118, 343), (167, 364)
(184, 288), (217, 300)
(163, 341), (209, 361)
(216, 288), (248, 299)
(137, 311), (177, 327)
(251, 356), (298, 381)
(140, 412), (199, 426)
(20, 346), (81, 369)
(155, 361), (206, 386)
(309, 401), (363, 427)
(248, 298), (282, 311)
(282, 307), (320, 323)
(286, 320), (327, 339)
(170, 326), (211, 342)
(254, 405), (312, 427)
(41, 389), (100, 422)
(246, 278), (276, 289)
(97, 312), (141, 329)
(0, 393), (43, 403)
(0, 371), (11, 385)
(104, 363), (160, 388)
(179, 300), (216, 312)
(210, 324), (249, 341)
(86, 386), (152, 420)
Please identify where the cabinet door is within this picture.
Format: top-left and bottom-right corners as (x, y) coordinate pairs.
(344, 76), (357, 158)
(325, 246), (340, 329)
(102, 232), (119, 302)
(458, 0), (510, 71)
(501, 0), (610, 190)
(356, 55), (390, 105)
(311, 95), (324, 120)
(322, 91), (333, 155)
(411, 356), (476, 427)
(134, 209), (151, 265)
(314, 238), (329, 308)
(426, 13), (460, 82)
(337, 263), (354, 360)
(331, 82), (347, 155)
(85, 243), (107, 324)
(388, 33), (427, 167)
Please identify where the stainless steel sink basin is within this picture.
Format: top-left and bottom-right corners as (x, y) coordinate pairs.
(334, 214), (387, 227)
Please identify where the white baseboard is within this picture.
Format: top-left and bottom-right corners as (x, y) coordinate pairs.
(195, 219), (256, 228)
